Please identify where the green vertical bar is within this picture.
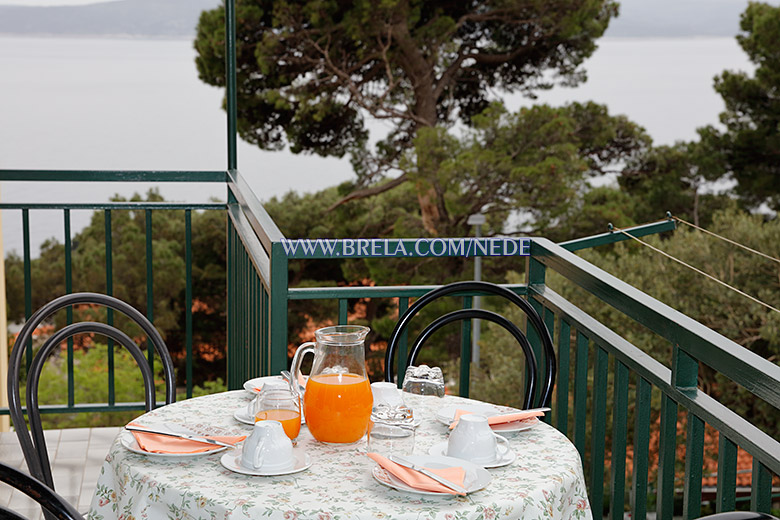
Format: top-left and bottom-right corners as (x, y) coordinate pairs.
(252, 264), (258, 376)
(105, 210), (115, 406)
(258, 273), (264, 373)
(750, 459), (772, 513)
(227, 222), (236, 388)
(556, 318), (571, 435)
(459, 295), (472, 397)
(656, 395), (678, 520)
(185, 210), (193, 398)
(683, 413), (704, 520)
(248, 260), (254, 377)
(270, 243), (289, 375)
(22, 209), (32, 370)
(590, 346), (609, 517)
(632, 377), (652, 520)
(240, 236), (246, 378)
(145, 209), (154, 372)
(573, 331), (589, 460)
(396, 297), (409, 388)
(716, 435), (737, 512)
(527, 257), (545, 406)
(225, 0), (237, 170)
(338, 299), (348, 325)
(262, 287), (269, 374)
(528, 299), (543, 405)
(610, 360), (629, 520)
(541, 307), (554, 424)
(64, 210), (74, 407)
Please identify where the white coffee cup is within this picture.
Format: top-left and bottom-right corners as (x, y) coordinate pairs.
(446, 414), (508, 464)
(371, 382), (405, 408)
(240, 420), (294, 470)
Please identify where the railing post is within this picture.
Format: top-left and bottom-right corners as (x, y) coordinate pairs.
(460, 296), (472, 397)
(269, 242), (289, 375)
(526, 254), (546, 406)
(225, 0), (237, 170)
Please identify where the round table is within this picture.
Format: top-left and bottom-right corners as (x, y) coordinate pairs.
(87, 388), (592, 520)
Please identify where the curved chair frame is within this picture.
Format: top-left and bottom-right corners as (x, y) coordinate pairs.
(28, 322), (158, 488)
(385, 281), (556, 408)
(0, 462), (83, 520)
(696, 514), (780, 520)
(7, 292), (176, 489)
(408, 309), (538, 410)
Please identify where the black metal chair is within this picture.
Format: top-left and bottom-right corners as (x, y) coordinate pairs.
(384, 281), (556, 408)
(7, 293), (176, 493)
(697, 514), (779, 520)
(0, 461), (83, 520)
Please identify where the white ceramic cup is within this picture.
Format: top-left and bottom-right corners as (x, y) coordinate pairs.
(240, 420), (294, 470)
(446, 414), (508, 464)
(371, 382), (405, 408)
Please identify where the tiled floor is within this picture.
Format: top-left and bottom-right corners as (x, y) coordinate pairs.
(0, 427), (120, 519)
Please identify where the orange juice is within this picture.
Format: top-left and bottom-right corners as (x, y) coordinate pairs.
(255, 408), (302, 440)
(303, 373), (372, 443)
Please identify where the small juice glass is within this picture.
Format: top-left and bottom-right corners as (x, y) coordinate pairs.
(253, 388), (301, 444)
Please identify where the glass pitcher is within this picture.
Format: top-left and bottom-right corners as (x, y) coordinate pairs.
(290, 325), (373, 444)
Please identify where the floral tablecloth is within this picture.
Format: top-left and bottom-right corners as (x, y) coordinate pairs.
(87, 386), (591, 520)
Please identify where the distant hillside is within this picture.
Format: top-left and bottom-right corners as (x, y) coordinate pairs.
(0, 0), (219, 37)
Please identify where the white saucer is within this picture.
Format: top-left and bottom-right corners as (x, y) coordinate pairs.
(428, 440), (517, 468)
(371, 454), (491, 495)
(120, 430), (228, 458)
(243, 376), (284, 395)
(233, 408), (255, 426)
(220, 449), (311, 476)
(435, 404), (540, 433)
(435, 404), (500, 426)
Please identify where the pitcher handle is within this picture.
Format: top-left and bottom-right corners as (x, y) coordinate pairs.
(290, 342), (316, 392)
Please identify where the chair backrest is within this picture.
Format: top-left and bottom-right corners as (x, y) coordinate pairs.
(7, 292), (176, 490)
(0, 462), (83, 520)
(407, 308), (538, 409)
(384, 281), (556, 408)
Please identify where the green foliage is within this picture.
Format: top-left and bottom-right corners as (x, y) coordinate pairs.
(409, 101), (649, 239)
(698, 2), (780, 210)
(194, 0), (619, 232)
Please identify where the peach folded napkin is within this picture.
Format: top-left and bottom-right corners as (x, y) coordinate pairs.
(449, 409), (545, 429)
(367, 453), (466, 496)
(128, 423), (247, 454)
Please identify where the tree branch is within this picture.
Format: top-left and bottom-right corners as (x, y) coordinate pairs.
(326, 173), (409, 211)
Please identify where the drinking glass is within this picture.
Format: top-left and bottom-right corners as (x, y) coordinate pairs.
(253, 387), (302, 444)
(367, 404), (415, 456)
(402, 365), (445, 397)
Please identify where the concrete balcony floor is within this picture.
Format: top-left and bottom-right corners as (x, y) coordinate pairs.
(0, 427), (120, 519)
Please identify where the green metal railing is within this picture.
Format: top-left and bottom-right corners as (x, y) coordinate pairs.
(528, 238), (780, 518)
(0, 193), (226, 415)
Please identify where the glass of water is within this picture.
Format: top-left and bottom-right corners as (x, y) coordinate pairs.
(367, 404), (415, 456)
(402, 365), (445, 397)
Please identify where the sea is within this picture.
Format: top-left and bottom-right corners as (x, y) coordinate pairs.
(0, 35), (754, 256)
